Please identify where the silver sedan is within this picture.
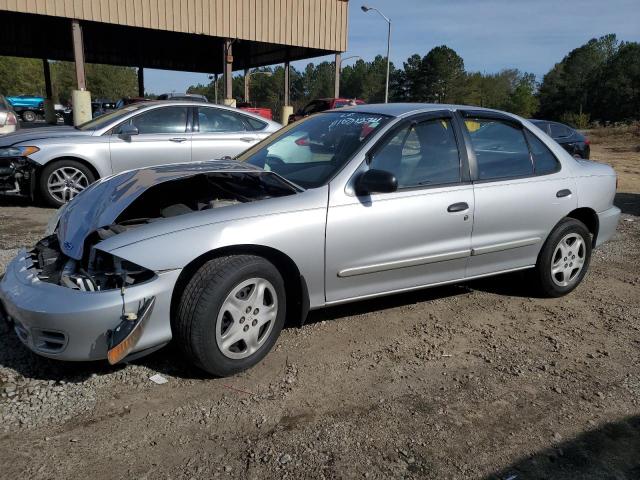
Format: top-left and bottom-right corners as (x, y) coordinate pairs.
(0, 100), (281, 206)
(0, 104), (620, 376)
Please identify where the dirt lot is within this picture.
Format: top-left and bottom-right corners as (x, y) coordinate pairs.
(0, 126), (638, 479)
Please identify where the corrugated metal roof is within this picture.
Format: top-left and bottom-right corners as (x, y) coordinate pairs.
(0, 0), (348, 52)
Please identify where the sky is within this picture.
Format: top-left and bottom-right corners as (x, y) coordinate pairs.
(144, 0), (640, 94)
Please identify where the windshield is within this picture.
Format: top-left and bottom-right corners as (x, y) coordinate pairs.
(75, 103), (148, 131)
(237, 111), (390, 189)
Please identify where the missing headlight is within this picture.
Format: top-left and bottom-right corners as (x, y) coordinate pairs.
(87, 249), (155, 291)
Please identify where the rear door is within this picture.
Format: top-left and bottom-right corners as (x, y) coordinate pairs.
(191, 106), (260, 162)
(459, 111), (577, 277)
(109, 105), (191, 173)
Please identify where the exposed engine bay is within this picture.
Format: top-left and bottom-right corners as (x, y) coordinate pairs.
(28, 171), (298, 292)
(0, 157), (34, 196)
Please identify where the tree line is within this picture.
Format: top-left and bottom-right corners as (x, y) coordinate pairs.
(188, 33), (638, 126)
(0, 33), (637, 126)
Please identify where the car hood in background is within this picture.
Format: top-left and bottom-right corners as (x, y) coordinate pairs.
(0, 126), (94, 147)
(56, 161), (266, 260)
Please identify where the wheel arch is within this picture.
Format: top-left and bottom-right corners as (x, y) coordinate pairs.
(566, 207), (599, 246)
(38, 156), (101, 182)
(170, 244), (310, 334)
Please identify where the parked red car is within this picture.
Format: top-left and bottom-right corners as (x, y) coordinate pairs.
(237, 102), (273, 120)
(288, 98), (365, 123)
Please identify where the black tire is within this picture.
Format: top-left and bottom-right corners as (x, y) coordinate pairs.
(38, 159), (96, 207)
(21, 110), (36, 122)
(534, 218), (592, 297)
(175, 255), (286, 376)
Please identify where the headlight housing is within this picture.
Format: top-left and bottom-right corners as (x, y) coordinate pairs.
(0, 146), (40, 158)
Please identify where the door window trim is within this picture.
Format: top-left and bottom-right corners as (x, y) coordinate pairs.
(107, 105), (193, 135)
(349, 110), (471, 195)
(456, 110), (562, 184)
(193, 106), (263, 134)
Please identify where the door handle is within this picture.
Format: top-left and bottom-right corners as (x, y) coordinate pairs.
(240, 137), (256, 143)
(556, 189), (572, 198)
(169, 137), (187, 143)
(447, 202), (469, 213)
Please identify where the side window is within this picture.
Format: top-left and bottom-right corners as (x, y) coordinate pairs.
(369, 118), (461, 188)
(464, 118), (533, 180)
(550, 123), (571, 138)
(524, 130), (561, 175)
(243, 115), (267, 131)
(129, 106), (188, 134)
(198, 108), (247, 132)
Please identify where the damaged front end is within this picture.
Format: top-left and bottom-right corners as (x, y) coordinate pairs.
(3, 161), (300, 363)
(0, 153), (37, 197)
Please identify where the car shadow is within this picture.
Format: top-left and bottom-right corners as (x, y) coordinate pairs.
(615, 192), (640, 216)
(487, 415), (640, 480)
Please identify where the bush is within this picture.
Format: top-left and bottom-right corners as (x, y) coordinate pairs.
(560, 111), (590, 129)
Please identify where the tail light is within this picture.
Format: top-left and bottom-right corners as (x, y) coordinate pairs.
(584, 137), (590, 145)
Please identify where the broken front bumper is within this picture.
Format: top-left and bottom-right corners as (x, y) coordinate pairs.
(0, 249), (180, 361)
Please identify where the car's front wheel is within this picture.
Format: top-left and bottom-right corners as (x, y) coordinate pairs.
(39, 159), (95, 207)
(534, 218), (592, 297)
(175, 255), (286, 376)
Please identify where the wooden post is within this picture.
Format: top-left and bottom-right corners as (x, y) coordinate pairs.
(71, 19), (86, 90)
(284, 61), (290, 106)
(244, 68), (250, 103)
(223, 39), (234, 105)
(137, 67), (144, 97)
(334, 53), (341, 98)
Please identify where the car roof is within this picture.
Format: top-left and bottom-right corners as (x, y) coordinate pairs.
(334, 102), (510, 119)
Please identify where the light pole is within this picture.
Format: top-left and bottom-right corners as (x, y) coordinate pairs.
(361, 5), (391, 103)
(244, 70), (272, 104)
(334, 55), (361, 97)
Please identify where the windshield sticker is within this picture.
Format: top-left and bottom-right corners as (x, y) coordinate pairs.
(328, 114), (384, 130)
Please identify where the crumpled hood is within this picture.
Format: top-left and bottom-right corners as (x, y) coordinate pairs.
(0, 126), (94, 147)
(56, 161), (263, 260)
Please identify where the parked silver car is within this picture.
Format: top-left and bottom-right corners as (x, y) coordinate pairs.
(0, 101), (281, 206)
(0, 104), (620, 376)
(0, 94), (19, 136)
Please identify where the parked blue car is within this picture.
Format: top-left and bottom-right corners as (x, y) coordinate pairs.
(6, 95), (44, 122)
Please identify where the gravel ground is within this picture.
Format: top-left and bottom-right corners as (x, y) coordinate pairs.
(0, 129), (638, 479)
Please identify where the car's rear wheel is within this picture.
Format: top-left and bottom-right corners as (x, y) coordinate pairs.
(534, 218), (592, 297)
(39, 159), (95, 207)
(21, 110), (36, 122)
(175, 255), (286, 376)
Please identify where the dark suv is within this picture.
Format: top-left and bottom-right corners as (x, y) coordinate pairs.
(530, 120), (590, 159)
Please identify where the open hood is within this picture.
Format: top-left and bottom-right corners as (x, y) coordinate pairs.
(56, 161), (267, 260)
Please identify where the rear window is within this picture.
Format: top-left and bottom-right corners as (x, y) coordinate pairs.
(550, 123), (572, 138)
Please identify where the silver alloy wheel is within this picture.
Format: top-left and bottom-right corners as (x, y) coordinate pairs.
(215, 277), (278, 360)
(551, 232), (586, 287)
(47, 166), (90, 203)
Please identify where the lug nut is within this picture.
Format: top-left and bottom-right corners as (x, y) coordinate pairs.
(240, 317), (245, 324)
(245, 306), (251, 313)
(253, 308), (259, 314)
(243, 325), (249, 332)
(252, 319), (258, 326)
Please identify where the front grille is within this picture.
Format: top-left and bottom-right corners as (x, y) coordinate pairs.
(32, 328), (67, 353)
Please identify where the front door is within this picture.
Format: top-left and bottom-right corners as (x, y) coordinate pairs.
(109, 105), (191, 173)
(459, 112), (578, 277)
(325, 113), (474, 303)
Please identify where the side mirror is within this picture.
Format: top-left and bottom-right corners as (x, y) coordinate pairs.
(355, 169), (398, 196)
(119, 124), (139, 138)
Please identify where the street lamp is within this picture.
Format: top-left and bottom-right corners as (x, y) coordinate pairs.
(338, 55), (362, 70)
(361, 5), (391, 103)
(244, 70), (272, 104)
